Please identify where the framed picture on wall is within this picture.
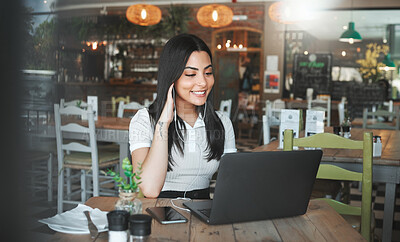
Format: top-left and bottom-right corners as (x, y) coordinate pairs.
(264, 70), (280, 93)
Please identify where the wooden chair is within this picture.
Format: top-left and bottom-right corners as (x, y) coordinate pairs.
(272, 99), (285, 109)
(111, 96), (130, 117)
(308, 96), (331, 127)
(338, 97), (346, 125)
(21, 106), (55, 202)
(54, 104), (120, 214)
(262, 100), (282, 144)
(283, 129), (373, 241)
(60, 98), (88, 108)
(362, 108), (399, 130)
(23, 148), (54, 202)
(117, 101), (145, 118)
(219, 99), (232, 119)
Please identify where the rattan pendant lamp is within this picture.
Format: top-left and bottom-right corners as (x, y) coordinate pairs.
(126, 4), (162, 26)
(197, 4), (233, 28)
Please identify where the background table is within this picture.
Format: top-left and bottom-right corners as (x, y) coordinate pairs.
(51, 197), (365, 241)
(254, 127), (400, 242)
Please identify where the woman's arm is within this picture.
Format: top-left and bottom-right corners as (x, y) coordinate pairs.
(131, 84), (174, 198)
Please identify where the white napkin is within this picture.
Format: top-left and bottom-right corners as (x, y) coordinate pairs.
(39, 204), (108, 234)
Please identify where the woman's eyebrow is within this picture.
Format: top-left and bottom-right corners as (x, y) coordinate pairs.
(204, 64), (212, 70)
(184, 64), (212, 71)
(184, 66), (198, 71)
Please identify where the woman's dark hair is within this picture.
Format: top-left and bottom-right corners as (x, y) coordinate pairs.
(148, 33), (225, 171)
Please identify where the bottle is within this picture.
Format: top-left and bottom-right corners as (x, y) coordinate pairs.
(342, 125), (350, 138)
(107, 210), (130, 242)
(129, 214), (152, 242)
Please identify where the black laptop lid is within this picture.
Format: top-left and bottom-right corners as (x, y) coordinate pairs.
(209, 150), (322, 224)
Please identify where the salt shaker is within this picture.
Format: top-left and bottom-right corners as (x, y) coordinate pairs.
(129, 214), (152, 242)
(107, 210), (130, 242)
(342, 126), (350, 138)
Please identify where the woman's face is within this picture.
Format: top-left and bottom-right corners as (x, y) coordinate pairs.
(174, 51), (214, 110)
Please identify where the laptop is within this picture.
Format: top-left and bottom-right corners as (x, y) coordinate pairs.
(183, 150), (322, 225)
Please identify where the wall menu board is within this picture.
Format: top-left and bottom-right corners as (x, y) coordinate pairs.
(292, 53), (332, 99)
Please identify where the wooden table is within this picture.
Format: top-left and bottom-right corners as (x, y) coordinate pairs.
(254, 127), (400, 242)
(51, 197), (365, 241)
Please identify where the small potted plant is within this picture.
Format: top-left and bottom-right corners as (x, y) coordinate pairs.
(107, 157), (142, 214)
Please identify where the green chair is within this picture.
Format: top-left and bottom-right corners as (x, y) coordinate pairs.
(283, 129), (373, 241)
(363, 108), (400, 130)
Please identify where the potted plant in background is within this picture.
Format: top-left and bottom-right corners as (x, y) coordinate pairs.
(107, 157), (142, 214)
(341, 110), (352, 138)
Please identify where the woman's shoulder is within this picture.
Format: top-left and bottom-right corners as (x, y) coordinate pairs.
(130, 108), (151, 124)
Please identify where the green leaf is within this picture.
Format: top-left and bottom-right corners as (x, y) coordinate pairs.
(122, 157), (130, 165)
(107, 170), (116, 176)
(125, 164), (133, 172)
(113, 176), (123, 183)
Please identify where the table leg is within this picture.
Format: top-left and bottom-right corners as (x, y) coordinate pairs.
(382, 183), (396, 242)
(119, 142), (129, 178)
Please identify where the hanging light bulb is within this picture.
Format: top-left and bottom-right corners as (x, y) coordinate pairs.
(141, 8), (147, 20)
(197, 4), (233, 28)
(92, 41), (98, 50)
(126, 4), (162, 26)
(212, 10), (218, 22)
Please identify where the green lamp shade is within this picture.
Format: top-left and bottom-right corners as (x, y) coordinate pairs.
(383, 54), (395, 68)
(339, 22), (362, 43)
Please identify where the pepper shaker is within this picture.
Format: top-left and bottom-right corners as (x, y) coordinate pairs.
(129, 214), (152, 242)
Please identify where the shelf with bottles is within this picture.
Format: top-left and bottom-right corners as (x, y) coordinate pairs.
(107, 38), (166, 80)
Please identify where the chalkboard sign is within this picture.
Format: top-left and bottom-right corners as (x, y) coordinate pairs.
(292, 53), (332, 99)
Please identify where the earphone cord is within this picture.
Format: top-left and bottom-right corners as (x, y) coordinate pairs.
(174, 102), (206, 142)
(171, 91), (207, 212)
(171, 143), (203, 213)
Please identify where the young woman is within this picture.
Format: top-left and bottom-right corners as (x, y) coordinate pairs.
(129, 34), (236, 199)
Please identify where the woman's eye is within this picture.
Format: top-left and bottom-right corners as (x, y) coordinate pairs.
(185, 74), (196, 77)
(206, 72), (213, 76)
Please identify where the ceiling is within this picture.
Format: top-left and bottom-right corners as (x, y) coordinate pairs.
(287, 9), (400, 41)
(52, 0), (400, 41)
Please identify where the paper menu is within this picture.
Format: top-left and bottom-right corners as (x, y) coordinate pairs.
(278, 109), (300, 149)
(87, 96), (98, 121)
(305, 110), (325, 137)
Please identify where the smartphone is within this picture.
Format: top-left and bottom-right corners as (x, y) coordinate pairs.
(146, 206), (188, 224)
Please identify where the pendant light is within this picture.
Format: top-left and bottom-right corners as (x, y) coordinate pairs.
(126, 4), (162, 26)
(379, 54), (396, 71)
(339, 22), (362, 44)
(197, 4), (233, 28)
(339, 0), (362, 44)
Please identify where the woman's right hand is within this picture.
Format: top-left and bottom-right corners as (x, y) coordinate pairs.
(158, 83), (175, 125)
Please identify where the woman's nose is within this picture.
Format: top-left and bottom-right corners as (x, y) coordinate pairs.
(196, 74), (207, 87)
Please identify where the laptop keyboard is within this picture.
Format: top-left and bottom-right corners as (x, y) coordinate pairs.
(199, 208), (211, 218)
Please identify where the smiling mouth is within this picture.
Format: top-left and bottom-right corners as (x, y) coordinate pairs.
(191, 90), (206, 95)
